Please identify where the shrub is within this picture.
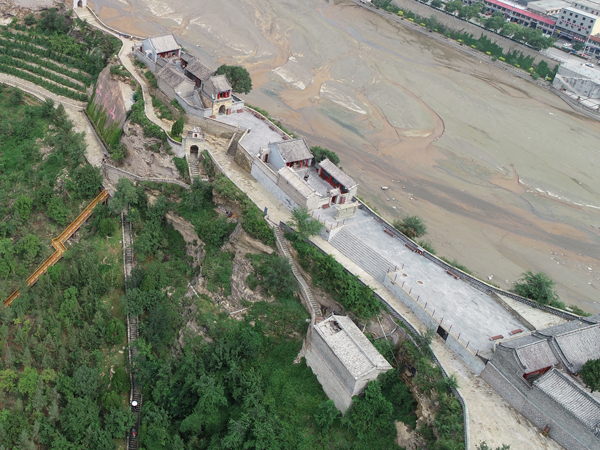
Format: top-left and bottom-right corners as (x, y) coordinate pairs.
(47, 197), (69, 225)
(111, 367), (130, 394)
(105, 318), (125, 345)
(513, 271), (560, 306)
(98, 218), (116, 237)
(393, 215), (426, 239)
(14, 195), (33, 220)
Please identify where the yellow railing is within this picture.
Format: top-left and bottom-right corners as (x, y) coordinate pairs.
(4, 189), (109, 307)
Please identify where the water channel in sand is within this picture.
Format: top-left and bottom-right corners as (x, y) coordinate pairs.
(90, 0), (600, 312)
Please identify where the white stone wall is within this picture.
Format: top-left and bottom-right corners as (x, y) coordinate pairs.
(250, 163), (299, 211)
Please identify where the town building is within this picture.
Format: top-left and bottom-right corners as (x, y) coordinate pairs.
(555, 3), (600, 40)
(482, 314), (600, 450)
(139, 34), (181, 62)
(468, 0), (557, 33)
(585, 33), (600, 55)
(305, 314), (392, 412)
(527, 0), (572, 17)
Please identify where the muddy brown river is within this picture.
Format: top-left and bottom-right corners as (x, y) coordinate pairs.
(91, 0), (600, 312)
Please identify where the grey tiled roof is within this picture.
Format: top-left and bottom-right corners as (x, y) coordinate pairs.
(157, 64), (191, 89)
(319, 158), (357, 190)
(535, 369), (600, 432)
(271, 138), (313, 163)
(553, 325), (600, 373)
(209, 75), (232, 93)
(180, 51), (194, 64)
(186, 58), (214, 81)
(278, 166), (316, 198)
(515, 339), (559, 373)
(148, 34), (180, 54)
(315, 315), (392, 379)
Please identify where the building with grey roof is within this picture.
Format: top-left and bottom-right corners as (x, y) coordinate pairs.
(305, 314), (392, 412)
(183, 57), (215, 87)
(267, 138), (314, 170)
(139, 34), (181, 62)
(251, 140), (359, 212)
(156, 64), (195, 100)
(482, 313), (600, 450)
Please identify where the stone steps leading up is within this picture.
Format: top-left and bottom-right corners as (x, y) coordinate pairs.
(274, 226), (322, 319)
(329, 227), (395, 282)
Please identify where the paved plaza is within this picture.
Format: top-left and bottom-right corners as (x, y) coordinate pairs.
(331, 208), (528, 352)
(215, 111), (283, 155)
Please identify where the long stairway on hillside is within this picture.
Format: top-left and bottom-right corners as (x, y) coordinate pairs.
(273, 226), (323, 321)
(329, 228), (395, 283)
(122, 215), (141, 450)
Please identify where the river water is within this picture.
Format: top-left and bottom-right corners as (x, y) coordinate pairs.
(90, 0), (600, 312)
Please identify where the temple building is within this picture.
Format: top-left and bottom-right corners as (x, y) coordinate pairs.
(139, 34), (181, 62)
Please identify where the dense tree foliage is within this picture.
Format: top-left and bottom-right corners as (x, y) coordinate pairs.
(580, 358), (600, 393)
(393, 215), (427, 239)
(290, 206), (323, 240)
(0, 87), (100, 297)
(215, 64), (253, 94)
(513, 271), (561, 307)
(310, 146), (340, 166)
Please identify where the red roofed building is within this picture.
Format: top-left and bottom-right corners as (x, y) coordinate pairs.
(466, 0), (556, 33)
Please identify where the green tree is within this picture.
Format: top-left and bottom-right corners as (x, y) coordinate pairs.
(98, 218), (116, 238)
(109, 178), (140, 215)
(501, 22), (521, 37)
(290, 206), (322, 240)
(60, 396), (101, 443)
(252, 254), (298, 297)
(47, 197), (69, 226)
(393, 215), (426, 239)
(484, 11), (505, 31)
(215, 65), (253, 94)
(24, 13), (37, 26)
(104, 407), (135, 438)
(105, 318), (125, 345)
(310, 146), (340, 165)
(513, 271), (559, 305)
(580, 358), (600, 392)
(72, 165), (102, 199)
(17, 366), (38, 397)
(111, 367), (130, 394)
(431, 0), (443, 7)
(171, 117), (184, 138)
(102, 390), (122, 410)
(14, 195), (33, 221)
(444, 0), (463, 14)
(17, 235), (41, 262)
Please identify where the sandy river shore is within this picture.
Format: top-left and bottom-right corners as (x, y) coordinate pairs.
(91, 0), (600, 312)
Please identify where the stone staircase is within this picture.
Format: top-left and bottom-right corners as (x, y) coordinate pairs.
(273, 226), (323, 321)
(329, 228), (395, 282)
(121, 214), (141, 450)
(188, 154), (199, 180)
